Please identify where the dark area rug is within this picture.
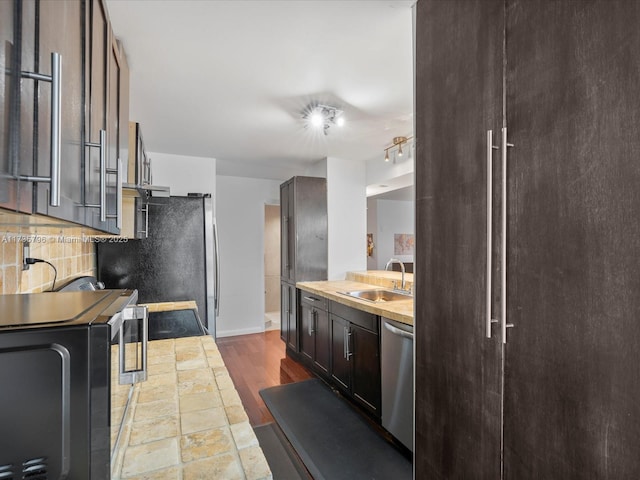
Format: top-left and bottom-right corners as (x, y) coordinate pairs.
(259, 379), (412, 480)
(254, 422), (310, 480)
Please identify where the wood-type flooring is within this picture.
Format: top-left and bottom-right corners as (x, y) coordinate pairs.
(217, 330), (314, 426)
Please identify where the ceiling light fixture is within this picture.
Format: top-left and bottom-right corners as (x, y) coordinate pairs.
(384, 136), (413, 163)
(304, 104), (345, 135)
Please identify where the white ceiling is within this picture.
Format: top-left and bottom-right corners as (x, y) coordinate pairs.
(106, 0), (415, 181)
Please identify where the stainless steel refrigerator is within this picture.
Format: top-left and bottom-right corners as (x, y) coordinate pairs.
(97, 194), (219, 337)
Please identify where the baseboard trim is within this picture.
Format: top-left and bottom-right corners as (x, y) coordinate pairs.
(216, 326), (267, 338)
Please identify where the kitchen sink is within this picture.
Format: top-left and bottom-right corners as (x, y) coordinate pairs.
(339, 289), (412, 303)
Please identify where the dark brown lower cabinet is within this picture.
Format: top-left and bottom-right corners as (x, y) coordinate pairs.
(330, 314), (350, 391)
(299, 293), (330, 375)
(415, 0), (640, 478)
(329, 302), (380, 417)
(280, 282), (298, 352)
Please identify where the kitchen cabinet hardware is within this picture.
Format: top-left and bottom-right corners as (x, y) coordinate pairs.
(343, 326), (348, 360)
(486, 129), (499, 338)
(85, 130), (107, 221)
(104, 159), (123, 229)
(19, 52), (62, 207)
(346, 329), (353, 360)
(137, 204), (149, 238)
(308, 309), (316, 336)
(501, 127), (514, 344)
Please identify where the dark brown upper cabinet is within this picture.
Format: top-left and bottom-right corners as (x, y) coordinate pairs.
(0, 0), (22, 211)
(84, 0), (120, 233)
(1, 0), (86, 221)
(1, 0), (128, 234)
(415, 0), (640, 478)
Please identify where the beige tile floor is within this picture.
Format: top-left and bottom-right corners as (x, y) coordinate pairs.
(111, 336), (272, 480)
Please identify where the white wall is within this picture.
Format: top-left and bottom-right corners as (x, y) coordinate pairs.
(215, 175), (281, 337)
(326, 157), (367, 279)
(150, 152), (216, 198)
(370, 198), (414, 269)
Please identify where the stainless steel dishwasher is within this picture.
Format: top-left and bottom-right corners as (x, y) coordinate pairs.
(381, 317), (414, 452)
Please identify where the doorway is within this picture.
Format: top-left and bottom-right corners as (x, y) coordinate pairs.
(264, 204), (281, 331)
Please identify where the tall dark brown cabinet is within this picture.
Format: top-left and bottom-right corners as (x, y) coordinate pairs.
(415, 0), (640, 478)
(280, 176), (327, 354)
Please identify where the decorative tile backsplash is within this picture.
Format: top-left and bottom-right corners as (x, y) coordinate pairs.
(0, 228), (96, 294)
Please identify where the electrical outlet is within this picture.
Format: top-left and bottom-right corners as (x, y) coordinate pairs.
(22, 241), (30, 270)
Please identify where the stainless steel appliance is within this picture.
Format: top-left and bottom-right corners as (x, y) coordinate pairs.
(0, 290), (148, 479)
(97, 194), (218, 338)
(381, 317), (414, 452)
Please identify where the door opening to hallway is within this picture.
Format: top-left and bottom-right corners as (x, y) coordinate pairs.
(264, 204), (281, 331)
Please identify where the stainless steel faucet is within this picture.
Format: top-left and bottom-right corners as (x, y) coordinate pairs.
(384, 258), (406, 291)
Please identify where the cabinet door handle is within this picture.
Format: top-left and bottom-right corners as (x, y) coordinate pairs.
(138, 204), (149, 238)
(343, 326), (347, 359)
(85, 129), (107, 222)
(308, 309), (315, 336)
(486, 130), (499, 338)
(20, 52), (62, 207)
(303, 296), (319, 302)
(106, 158), (123, 229)
(346, 329), (353, 360)
(501, 127), (515, 343)
(116, 158), (122, 229)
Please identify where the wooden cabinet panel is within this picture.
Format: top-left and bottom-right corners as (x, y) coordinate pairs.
(415, 0), (504, 477)
(280, 181), (291, 282)
(503, 1), (640, 477)
(13, 0), (37, 214)
(279, 176), (327, 285)
(299, 293), (330, 376)
(299, 300), (314, 362)
(280, 282), (298, 352)
(416, 0), (640, 477)
(330, 314), (350, 392)
(33, 0), (85, 224)
(0, 0), (21, 211)
(84, 0), (118, 232)
(313, 308), (330, 374)
(351, 323), (380, 416)
(329, 301), (381, 417)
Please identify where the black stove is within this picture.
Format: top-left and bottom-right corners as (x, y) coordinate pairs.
(147, 309), (207, 340)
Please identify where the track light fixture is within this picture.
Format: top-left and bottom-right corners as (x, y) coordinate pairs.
(384, 136), (413, 163)
(304, 104), (345, 135)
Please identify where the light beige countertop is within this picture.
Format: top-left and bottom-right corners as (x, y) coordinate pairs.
(142, 301), (199, 313)
(297, 271), (414, 326)
(111, 335), (272, 480)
